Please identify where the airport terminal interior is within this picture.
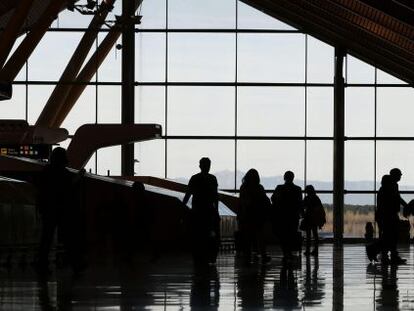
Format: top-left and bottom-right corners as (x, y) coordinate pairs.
(0, 0), (414, 309)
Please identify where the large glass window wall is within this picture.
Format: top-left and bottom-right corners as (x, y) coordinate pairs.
(8, 0), (413, 237)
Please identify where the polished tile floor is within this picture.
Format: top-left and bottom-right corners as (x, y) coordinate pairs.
(1, 244), (414, 310)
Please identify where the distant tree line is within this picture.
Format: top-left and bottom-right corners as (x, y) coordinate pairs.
(323, 204), (375, 214)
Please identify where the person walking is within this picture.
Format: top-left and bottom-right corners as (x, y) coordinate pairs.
(239, 169), (271, 264)
(183, 157), (220, 266)
(271, 171), (303, 262)
(302, 185), (325, 256)
(367, 172), (406, 264)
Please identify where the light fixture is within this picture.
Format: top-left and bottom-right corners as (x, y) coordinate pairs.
(67, 0), (109, 15)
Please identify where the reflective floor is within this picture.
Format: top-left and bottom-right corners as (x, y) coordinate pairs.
(2, 244), (414, 310)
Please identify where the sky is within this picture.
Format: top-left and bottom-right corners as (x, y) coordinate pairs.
(1, 0), (414, 204)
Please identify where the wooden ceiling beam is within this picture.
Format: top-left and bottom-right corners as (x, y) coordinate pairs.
(241, 0), (414, 84)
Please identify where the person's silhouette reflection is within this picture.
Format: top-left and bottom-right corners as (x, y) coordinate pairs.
(236, 258), (267, 309)
(378, 265), (399, 310)
(38, 278), (55, 311)
(38, 275), (74, 311)
(303, 256), (325, 307)
(367, 264), (399, 310)
(273, 263), (299, 309)
(190, 265), (220, 310)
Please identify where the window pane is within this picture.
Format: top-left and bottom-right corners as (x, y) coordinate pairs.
(377, 87), (414, 137)
(168, 87), (234, 136)
(168, 34), (235, 82)
(61, 86), (96, 135)
(307, 36), (334, 83)
(136, 86), (165, 135)
(97, 146), (121, 176)
(238, 87), (304, 136)
(377, 69), (407, 85)
(139, 0), (166, 29)
(344, 194), (375, 237)
(306, 141), (333, 190)
(345, 87), (375, 137)
(376, 141), (414, 188)
(345, 141), (374, 190)
(136, 33), (165, 82)
(237, 1), (295, 30)
(27, 85), (53, 125)
(307, 87), (333, 137)
(135, 140), (165, 178)
(167, 140), (235, 189)
(98, 33), (121, 82)
(29, 33), (82, 81)
(98, 86), (121, 123)
(238, 34), (305, 83)
(346, 55), (375, 84)
(1, 85), (26, 120)
(237, 140), (304, 189)
(57, 9), (93, 28)
(168, 0), (235, 29)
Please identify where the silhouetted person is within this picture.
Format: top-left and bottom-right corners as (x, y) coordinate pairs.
(183, 157), (220, 265)
(239, 169), (271, 264)
(367, 174), (406, 264)
(271, 171), (303, 262)
(302, 185), (325, 256)
(36, 147), (85, 273)
(386, 169), (407, 264)
(389, 168), (408, 210)
(365, 222), (374, 242)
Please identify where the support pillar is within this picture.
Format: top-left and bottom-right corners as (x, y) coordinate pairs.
(333, 47), (345, 244)
(121, 0), (135, 176)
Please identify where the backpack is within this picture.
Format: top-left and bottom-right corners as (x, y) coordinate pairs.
(312, 200), (326, 228)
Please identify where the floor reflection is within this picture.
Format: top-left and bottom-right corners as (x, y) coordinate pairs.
(235, 257), (267, 309)
(191, 265), (220, 309)
(3, 245), (414, 309)
(367, 262), (400, 310)
(303, 256), (326, 307)
(273, 263), (300, 309)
